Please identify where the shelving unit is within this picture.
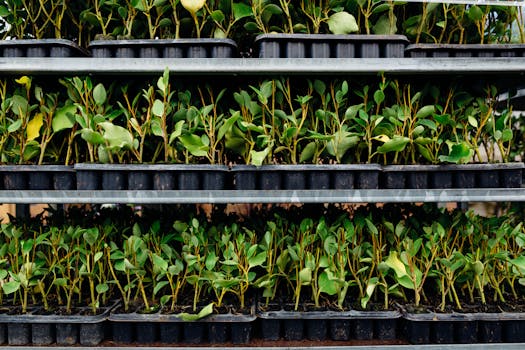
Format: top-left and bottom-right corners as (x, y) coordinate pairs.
(1, 54), (524, 348)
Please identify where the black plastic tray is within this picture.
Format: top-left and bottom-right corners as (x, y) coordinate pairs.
(0, 165), (75, 190)
(88, 39), (238, 58)
(0, 39), (89, 57)
(257, 309), (401, 341)
(74, 163), (229, 191)
(406, 44), (525, 57)
(254, 34), (409, 58)
(0, 302), (116, 346)
(109, 309), (255, 344)
(232, 164), (381, 190)
(382, 162), (524, 189)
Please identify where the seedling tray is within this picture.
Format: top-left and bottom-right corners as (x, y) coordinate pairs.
(406, 44), (525, 57)
(89, 39), (238, 58)
(0, 165), (75, 190)
(254, 34), (409, 58)
(0, 39), (89, 57)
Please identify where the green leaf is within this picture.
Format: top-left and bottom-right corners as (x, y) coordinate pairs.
(81, 129), (105, 145)
(501, 129), (513, 142)
(416, 105), (435, 119)
(327, 11), (358, 34)
(169, 120), (185, 144)
(52, 105), (77, 132)
(218, 114), (239, 141)
(205, 252), (218, 270)
(152, 253), (169, 272)
(94, 251), (103, 263)
(8, 119), (22, 133)
(250, 147), (270, 166)
(300, 142), (316, 163)
(299, 267), (312, 285)
(377, 135), (410, 154)
(152, 99), (165, 117)
(0, 6), (10, 16)
(438, 142), (473, 164)
(372, 13), (397, 35)
(211, 10), (225, 22)
(468, 5), (484, 21)
(2, 280), (20, 295)
(319, 271), (337, 295)
(179, 302), (214, 321)
(468, 116), (478, 128)
(53, 278), (68, 287)
(248, 251), (266, 268)
(93, 84), (107, 106)
(179, 134), (209, 157)
(361, 277), (378, 309)
(99, 122), (134, 150)
(374, 90), (385, 105)
(96, 283), (109, 294)
(83, 229), (99, 246)
(233, 2), (252, 20)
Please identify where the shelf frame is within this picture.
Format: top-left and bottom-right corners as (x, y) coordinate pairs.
(1, 57), (525, 76)
(2, 188), (525, 204)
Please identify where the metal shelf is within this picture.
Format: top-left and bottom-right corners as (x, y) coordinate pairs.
(2, 188), (525, 204)
(2, 344), (525, 350)
(1, 57), (525, 76)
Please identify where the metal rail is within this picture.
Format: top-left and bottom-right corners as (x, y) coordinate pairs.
(2, 344), (525, 350)
(1, 188), (525, 204)
(402, 0), (525, 6)
(1, 57), (525, 76)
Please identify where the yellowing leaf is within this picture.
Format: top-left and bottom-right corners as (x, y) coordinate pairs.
(384, 251), (408, 279)
(15, 76), (31, 90)
(180, 0), (205, 15)
(27, 113), (43, 141)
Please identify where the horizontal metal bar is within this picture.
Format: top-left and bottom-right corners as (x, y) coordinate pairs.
(401, 0), (525, 6)
(1, 58), (525, 76)
(3, 343), (525, 350)
(0, 189), (524, 204)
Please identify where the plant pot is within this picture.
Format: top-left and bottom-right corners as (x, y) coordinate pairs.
(111, 322), (134, 343)
(159, 323), (181, 343)
(153, 172), (176, 190)
(89, 39), (238, 58)
(306, 318), (328, 341)
(135, 322), (157, 343)
(208, 322), (228, 343)
(330, 319), (350, 340)
(128, 171), (152, 190)
(254, 34), (409, 58)
(102, 170), (127, 190)
(232, 165), (257, 190)
(183, 322), (205, 343)
(406, 43), (525, 57)
(55, 323), (78, 345)
(32, 323), (54, 345)
(258, 318), (281, 340)
(0, 39), (89, 57)
(8, 323), (30, 345)
(75, 164), (102, 190)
